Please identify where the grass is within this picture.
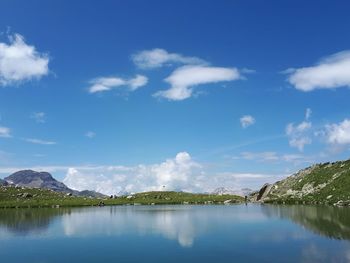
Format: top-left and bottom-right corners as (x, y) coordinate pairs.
(0, 186), (244, 208)
(264, 159), (350, 205)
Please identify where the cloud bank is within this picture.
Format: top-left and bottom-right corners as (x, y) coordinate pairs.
(60, 152), (282, 195)
(0, 33), (49, 86)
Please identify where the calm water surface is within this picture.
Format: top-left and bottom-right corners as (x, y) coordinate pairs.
(0, 204), (350, 263)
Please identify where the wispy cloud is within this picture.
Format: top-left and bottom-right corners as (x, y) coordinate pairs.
(85, 131), (96, 138)
(0, 126), (11, 138)
(240, 115), (255, 128)
(286, 50), (350, 91)
(154, 65), (241, 100)
(30, 112), (46, 123)
(286, 109), (312, 151)
(232, 151), (315, 165)
(132, 48), (206, 69)
(0, 33), (49, 86)
(88, 74), (148, 93)
(24, 138), (57, 145)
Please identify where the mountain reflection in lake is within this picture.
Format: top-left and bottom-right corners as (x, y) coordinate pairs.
(0, 205), (350, 263)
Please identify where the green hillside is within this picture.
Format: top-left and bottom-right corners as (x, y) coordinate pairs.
(0, 186), (243, 208)
(256, 159), (350, 206)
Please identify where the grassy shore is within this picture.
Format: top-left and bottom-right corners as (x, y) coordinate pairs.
(0, 186), (244, 208)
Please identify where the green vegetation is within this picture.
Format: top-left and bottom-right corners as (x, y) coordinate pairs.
(0, 186), (243, 208)
(262, 159), (350, 205)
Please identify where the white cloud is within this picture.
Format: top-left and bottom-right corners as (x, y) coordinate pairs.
(132, 48), (206, 69)
(288, 137), (312, 152)
(154, 65), (241, 100)
(0, 33), (49, 86)
(286, 51), (350, 91)
(88, 74), (148, 93)
(128, 75), (148, 91)
(240, 115), (255, 128)
(325, 119), (350, 145)
(24, 138), (56, 145)
(85, 131), (96, 138)
(30, 112), (45, 123)
(286, 121), (312, 151)
(63, 152), (202, 195)
(0, 126), (11, 138)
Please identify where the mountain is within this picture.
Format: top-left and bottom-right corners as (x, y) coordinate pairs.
(252, 159), (350, 206)
(77, 190), (107, 198)
(212, 187), (253, 197)
(0, 179), (8, 186)
(4, 170), (106, 198)
(5, 170), (71, 192)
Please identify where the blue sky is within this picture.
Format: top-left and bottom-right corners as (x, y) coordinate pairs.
(0, 0), (350, 195)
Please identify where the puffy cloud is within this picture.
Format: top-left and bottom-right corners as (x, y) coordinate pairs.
(0, 126), (11, 138)
(88, 74), (147, 93)
(286, 51), (350, 91)
(154, 65), (241, 100)
(131, 48), (206, 69)
(325, 119), (350, 145)
(240, 115), (255, 128)
(24, 138), (57, 145)
(0, 33), (49, 86)
(30, 112), (45, 123)
(85, 131), (96, 138)
(63, 152), (201, 195)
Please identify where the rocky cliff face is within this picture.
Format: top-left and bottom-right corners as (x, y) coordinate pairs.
(253, 159), (350, 206)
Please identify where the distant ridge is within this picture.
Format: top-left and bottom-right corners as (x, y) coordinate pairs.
(212, 187), (253, 197)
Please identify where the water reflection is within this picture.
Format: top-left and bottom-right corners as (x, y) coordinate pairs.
(60, 205), (265, 247)
(0, 205), (267, 247)
(0, 204), (350, 246)
(0, 208), (72, 235)
(261, 205), (350, 240)
(1, 205), (350, 263)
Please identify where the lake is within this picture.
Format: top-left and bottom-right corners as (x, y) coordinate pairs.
(0, 204), (349, 262)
